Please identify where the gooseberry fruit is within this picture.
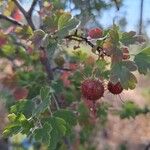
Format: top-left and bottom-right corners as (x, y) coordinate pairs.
(81, 79), (104, 101)
(13, 87), (28, 100)
(88, 27), (103, 39)
(122, 47), (130, 60)
(107, 81), (123, 95)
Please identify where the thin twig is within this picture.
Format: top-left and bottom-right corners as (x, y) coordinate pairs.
(65, 34), (103, 54)
(52, 67), (72, 72)
(28, 0), (39, 17)
(39, 47), (54, 81)
(12, 0), (36, 30)
(0, 13), (23, 26)
(12, 0), (27, 17)
(65, 35), (94, 48)
(52, 94), (60, 110)
(113, 0), (120, 10)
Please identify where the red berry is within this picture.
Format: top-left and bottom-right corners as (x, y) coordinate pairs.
(13, 87), (29, 100)
(107, 81), (123, 95)
(12, 9), (22, 21)
(81, 79), (104, 101)
(88, 28), (103, 39)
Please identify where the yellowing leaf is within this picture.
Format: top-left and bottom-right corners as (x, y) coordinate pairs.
(4, 0), (15, 16)
(58, 12), (72, 29)
(15, 25), (33, 39)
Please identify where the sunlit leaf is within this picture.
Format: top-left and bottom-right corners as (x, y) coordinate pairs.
(54, 109), (77, 126)
(43, 117), (67, 150)
(57, 17), (80, 38)
(111, 62), (137, 89)
(4, 0), (15, 16)
(119, 101), (141, 119)
(120, 31), (145, 46)
(134, 47), (150, 74)
(58, 12), (72, 29)
(10, 100), (34, 118)
(34, 122), (52, 145)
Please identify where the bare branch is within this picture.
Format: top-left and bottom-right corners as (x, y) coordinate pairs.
(28, 0), (38, 17)
(12, 0), (27, 17)
(12, 0), (35, 30)
(65, 35), (95, 48)
(139, 0), (144, 34)
(65, 34), (104, 54)
(39, 47), (54, 81)
(0, 13), (23, 26)
(52, 67), (72, 72)
(113, 0), (120, 10)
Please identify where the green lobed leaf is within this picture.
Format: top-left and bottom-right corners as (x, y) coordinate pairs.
(57, 17), (80, 38)
(3, 124), (21, 137)
(122, 60), (137, 72)
(53, 109), (77, 126)
(43, 117), (67, 150)
(120, 31), (145, 46)
(1, 44), (16, 56)
(109, 24), (119, 45)
(94, 59), (110, 78)
(32, 95), (51, 117)
(15, 25), (33, 39)
(43, 16), (56, 31)
(34, 122), (52, 145)
(134, 47), (150, 74)
(119, 101), (141, 119)
(40, 86), (54, 101)
(58, 12), (72, 29)
(8, 113), (17, 122)
(10, 100), (34, 118)
(97, 102), (109, 125)
(32, 87), (52, 117)
(3, 113), (33, 137)
(78, 102), (90, 125)
(72, 50), (88, 62)
(111, 62), (137, 90)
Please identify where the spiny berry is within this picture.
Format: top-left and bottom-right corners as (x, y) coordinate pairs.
(81, 79), (104, 101)
(88, 27), (103, 39)
(107, 81), (123, 95)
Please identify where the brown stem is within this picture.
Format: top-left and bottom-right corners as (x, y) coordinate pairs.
(12, 0), (36, 30)
(65, 35), (95, 48)
(139, 0), (144, 34)
(39, 48), (54, 81)
(52, 67), (72, 72)
(0, 13), (23, 26)
(65, 34), (103, 54)
(12, 0), (27, 17)
(28, 0), (38, 17)
(113, 0), (120, 10)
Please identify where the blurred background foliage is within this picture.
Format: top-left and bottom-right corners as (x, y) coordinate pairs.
(0, 0), (150, 150)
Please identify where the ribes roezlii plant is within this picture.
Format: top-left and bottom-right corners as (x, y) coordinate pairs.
(0, 0), (150, 149)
